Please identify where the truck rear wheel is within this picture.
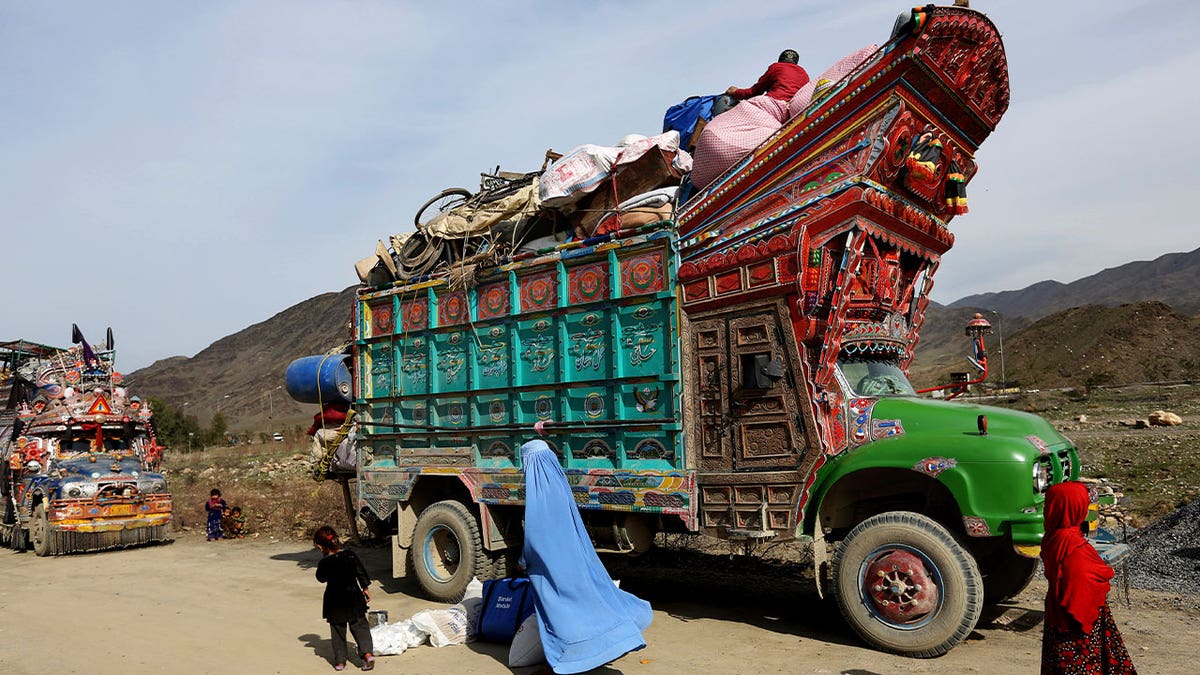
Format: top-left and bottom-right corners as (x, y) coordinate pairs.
(30, 505), (59, 557)
(832, 511), (982, 658)
(410, 500), (485, 602)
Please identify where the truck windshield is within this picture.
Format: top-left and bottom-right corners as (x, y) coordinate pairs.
(838, 356), (916, 397)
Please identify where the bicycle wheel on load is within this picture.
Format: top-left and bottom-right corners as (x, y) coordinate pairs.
(414, 188), (471, 228)
(832, 511), (982, 658)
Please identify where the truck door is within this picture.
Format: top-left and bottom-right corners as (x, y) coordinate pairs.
(691, 303), (808, 472)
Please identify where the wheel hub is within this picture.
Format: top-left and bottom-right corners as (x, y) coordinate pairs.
(864, 549), (939, 622)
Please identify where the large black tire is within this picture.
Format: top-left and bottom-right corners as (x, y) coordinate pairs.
(832, 511), (983, 658)
(481, 547), (521, 580)
(409, 500), (486, 602)
(30, 504), (58, 557)
(396, 231), (448, 280)
(414, 188), (471, 228)
(10, 522), (27, 551)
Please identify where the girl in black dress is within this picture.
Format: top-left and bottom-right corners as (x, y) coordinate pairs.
(313, 526), (375, 671)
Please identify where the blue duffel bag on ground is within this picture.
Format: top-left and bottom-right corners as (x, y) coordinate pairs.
(476, 577), (537, 643)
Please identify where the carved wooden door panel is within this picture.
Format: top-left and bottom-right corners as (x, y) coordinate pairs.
(688, 309), (806, 473)
(691, 318), (733, 472)
(726, 313), (804, 471)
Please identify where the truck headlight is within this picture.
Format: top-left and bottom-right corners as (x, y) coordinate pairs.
(61, 482), (97, 498)
(1033, 459), (1052, 493)
(140, 480), (167, 493)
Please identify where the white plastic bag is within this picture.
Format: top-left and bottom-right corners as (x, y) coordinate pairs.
(410, 606), (472, 648)
(331, 435), (358, 472)
(460, 577), (485, 632)
(507, 612), (545, 667)
(539, 144), (620, 207)
(370, 618), (429, 656)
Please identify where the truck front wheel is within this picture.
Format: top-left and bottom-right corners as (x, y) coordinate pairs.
(409, 500), (485, 602)
(30, 505), (59, 557)
(832, 511), (982, 658)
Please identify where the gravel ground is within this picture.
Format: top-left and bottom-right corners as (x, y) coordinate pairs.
(1126, 496), (1200, 608)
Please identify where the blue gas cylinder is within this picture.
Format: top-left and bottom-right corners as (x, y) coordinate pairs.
(285, 354), (352, 404)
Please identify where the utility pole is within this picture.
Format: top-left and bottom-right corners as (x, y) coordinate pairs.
(990, 310), (1006, 387)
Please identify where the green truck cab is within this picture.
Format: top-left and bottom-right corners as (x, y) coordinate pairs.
(302, 6), (1092, 658)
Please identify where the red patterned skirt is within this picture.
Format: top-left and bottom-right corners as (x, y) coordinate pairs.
(1041, 603), (1136, 674)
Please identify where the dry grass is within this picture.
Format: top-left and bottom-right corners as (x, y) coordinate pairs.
(162, 441), (356, 541)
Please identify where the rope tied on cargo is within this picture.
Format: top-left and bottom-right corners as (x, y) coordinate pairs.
(308, 345), (353, 481)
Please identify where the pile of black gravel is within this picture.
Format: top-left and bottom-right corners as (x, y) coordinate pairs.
(1126, 497), (1200, 601)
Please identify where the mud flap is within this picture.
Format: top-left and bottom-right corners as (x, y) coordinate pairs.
(812, 524), (829, 600)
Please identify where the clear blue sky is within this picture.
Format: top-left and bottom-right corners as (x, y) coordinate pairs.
(2, 1), (1197, 371)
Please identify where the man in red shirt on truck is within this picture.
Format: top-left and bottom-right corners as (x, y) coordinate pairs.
(726, 49), (810, 101)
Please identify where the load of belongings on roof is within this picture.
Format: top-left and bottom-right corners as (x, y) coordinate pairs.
(354, 42), (893, 289)
(688, 43), (879, 191)
(356, 131), (691, 289)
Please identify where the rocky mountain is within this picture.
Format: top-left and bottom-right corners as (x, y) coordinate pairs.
(125, 287), (356, 432)
(949, 247), (1200, 320)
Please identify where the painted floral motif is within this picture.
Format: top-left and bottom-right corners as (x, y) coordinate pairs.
(569, 263), (609, 304)
(962, 515), (991, 537)
(914, 456), (957, 477)
(520, 271), (558, 311)
(478, 282), (510, 319)
(621, 251), (665, 296)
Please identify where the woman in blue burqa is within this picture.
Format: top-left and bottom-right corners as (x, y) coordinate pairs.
(521, 438), (653, 673)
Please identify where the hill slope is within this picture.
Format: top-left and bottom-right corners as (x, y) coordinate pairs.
(950, 247), (1200, 319)
(125, 287), (356, 431)
(1000, 301), (1200, 389)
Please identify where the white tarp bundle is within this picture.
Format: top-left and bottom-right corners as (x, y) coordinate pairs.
(539, 131), (689, 208)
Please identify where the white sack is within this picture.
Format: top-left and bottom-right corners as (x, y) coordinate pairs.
(507, 612), (546, 668)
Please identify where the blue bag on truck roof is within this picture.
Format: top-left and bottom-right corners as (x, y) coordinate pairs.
(662, 94), (718, 150)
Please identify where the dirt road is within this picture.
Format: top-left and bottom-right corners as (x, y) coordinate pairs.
(0, 532), (1193, 674)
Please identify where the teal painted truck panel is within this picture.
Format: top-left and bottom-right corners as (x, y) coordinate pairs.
(354, 232), (685, 489)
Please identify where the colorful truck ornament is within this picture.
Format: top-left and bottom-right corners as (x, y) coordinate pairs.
(294, 6), (1085, 658)
(1, 331), (172, 555)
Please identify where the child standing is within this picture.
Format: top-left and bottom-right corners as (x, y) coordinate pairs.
(313, 525), (375, 671)
(1040, 481), (1136, 673)
(204, 489), (227, 541)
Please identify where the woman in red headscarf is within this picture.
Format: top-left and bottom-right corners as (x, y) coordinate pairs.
(1041, 481), (1136, 674)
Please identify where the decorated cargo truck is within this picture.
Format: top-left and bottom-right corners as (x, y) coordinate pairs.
(1, 330), (172, 555)
(299, 6), (1098, 657)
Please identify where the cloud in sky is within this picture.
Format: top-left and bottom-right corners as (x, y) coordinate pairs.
(2, 1), (1197, 370)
